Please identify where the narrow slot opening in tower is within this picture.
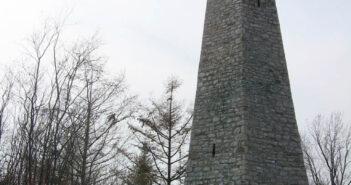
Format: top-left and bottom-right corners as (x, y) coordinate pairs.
(212, 144), (216, 158)
(258, 0), (261, 7)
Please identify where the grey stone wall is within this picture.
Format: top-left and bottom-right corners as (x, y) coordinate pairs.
(185, 0), (308, 184)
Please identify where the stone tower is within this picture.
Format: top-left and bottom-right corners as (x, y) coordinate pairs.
(185, 0), (308, 184)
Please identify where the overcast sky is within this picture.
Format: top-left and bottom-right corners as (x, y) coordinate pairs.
(0, 0), (350, 131)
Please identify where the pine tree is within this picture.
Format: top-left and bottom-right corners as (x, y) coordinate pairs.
(129, 78), (192, 185)
(126, 144), (155, 185)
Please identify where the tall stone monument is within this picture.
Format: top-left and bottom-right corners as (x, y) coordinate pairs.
(185, 0), (308, 184)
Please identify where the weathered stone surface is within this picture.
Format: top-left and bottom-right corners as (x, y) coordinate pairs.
(185, 0), (308, 184)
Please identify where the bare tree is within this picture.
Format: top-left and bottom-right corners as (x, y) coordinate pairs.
(130, 78), (192, 185)
(67, 44), (136, 185)
(0, 21), (136, 185)
(0, 75), (13, 147)
(302, 113), (351, 185)
(0, 74), (13, 181)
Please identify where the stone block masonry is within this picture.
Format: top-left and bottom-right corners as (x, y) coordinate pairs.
(185, 0), (309, 184)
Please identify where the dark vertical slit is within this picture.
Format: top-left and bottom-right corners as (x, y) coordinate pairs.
(212, 144), (216, 158)
(257, 0), (261, 7)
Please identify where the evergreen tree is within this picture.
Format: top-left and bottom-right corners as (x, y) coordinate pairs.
(126, 144), (155, 185)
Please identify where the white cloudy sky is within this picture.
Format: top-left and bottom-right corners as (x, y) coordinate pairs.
(0, 0), (350, 131)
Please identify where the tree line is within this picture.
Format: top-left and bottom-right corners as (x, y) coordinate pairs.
(0, 23), (191, 185)
(0, 22), (350, 185)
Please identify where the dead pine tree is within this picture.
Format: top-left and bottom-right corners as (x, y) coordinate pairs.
(130, 78), (193, 185)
